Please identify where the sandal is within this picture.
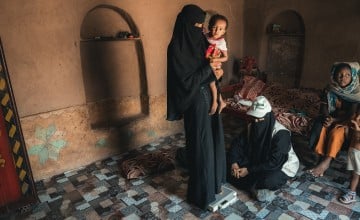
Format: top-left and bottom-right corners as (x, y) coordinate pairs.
(339, 191), (356, 204)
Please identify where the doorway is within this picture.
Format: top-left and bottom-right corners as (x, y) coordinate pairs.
(266, 10), (305, 88)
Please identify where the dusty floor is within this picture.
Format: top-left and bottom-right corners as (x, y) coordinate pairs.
(1, 114), (360, 220)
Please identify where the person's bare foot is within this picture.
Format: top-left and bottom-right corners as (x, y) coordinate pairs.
(218, 100), (227, 114)
(308, 157), (332, 177)
(209, 102), (218, 115)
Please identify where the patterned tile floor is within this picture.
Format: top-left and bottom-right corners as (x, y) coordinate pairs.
(2, 114), (360, 219)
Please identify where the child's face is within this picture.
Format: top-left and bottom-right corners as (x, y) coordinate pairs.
(210, 19), (227, 39)
(335, 67), (352, 88)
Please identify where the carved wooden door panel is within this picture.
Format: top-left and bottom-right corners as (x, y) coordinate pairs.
(267, 35), (304, 88)
(0, 107), (22, 207)
(0, 38), (37, 213)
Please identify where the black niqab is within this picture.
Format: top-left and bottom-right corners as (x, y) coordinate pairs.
(167, 4), (208, 120)
(248, 112), (276, 165)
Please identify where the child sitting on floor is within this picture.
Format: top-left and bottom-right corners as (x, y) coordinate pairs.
(339, 113), (360, 204)
(205, 14), (228, 115)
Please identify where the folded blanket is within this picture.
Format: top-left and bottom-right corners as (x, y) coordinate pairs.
(120, 148), (177, 179)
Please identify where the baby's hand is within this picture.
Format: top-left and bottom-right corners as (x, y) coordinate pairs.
(351, 119), (360, 131)
(210, 60), (222, 70)
(323, 116), (333, 128)
(351, 114), (360, 130)
(211, 58), (219, 62)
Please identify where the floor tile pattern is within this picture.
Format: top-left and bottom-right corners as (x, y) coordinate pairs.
(1, 114), (360, 219)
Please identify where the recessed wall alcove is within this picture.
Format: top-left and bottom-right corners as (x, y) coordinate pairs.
(80, 5), (148, 128)
(266, 10), (305, 88)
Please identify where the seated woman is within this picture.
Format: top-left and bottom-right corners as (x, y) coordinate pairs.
(228, 96), (299, 202)
(308, 62), (360, 177)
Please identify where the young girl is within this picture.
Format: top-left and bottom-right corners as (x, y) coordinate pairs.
(205, 14), (228, 115)
(339, 112), (360, 204)
(308, 62), (360, 178)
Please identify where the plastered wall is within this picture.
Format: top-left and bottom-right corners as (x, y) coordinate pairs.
(0, 0), (244, 180)
(243, 0), (360, 89)
(0, 0), (244, 117)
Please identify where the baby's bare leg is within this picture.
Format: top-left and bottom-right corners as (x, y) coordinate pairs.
(218, 94), (227, 113)
(209, 82), (218, 115)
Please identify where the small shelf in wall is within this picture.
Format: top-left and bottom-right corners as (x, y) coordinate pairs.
(81, 37), (141, 42)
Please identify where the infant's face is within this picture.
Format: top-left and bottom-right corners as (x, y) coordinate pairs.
(210, 20), (227, 39)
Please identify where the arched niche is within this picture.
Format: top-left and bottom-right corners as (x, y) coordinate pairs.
(80, 5), (148, 128)
(266, 10), (305, 88)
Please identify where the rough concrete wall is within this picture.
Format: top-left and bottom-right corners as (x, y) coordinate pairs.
(0, 0), (243, 117)
(243, 0), (360, 89)
(21, 96), (179, 180)
(0, 0), (244, 180)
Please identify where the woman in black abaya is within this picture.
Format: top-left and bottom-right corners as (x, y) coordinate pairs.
(167, 4), (226, 209)
(228, 96), (299, 202)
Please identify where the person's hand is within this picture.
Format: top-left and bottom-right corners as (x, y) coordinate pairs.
(231, 163), (249, 178)
(210, 60), (222, 70)
(237, 167), (249, 177)
(323, 116), (333, 128)
(211, 58), (221, 63)
(231, 163), (240, 178)
(351, 118), (360, 131)
(231, 163), (240, 170)
(232, 169), (241, 179)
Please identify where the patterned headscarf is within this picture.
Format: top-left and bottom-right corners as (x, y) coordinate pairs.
(327, 62), (360, 113)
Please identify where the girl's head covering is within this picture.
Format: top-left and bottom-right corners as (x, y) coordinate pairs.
(327, 62), (360, 113)
(167, 5), (208, 120)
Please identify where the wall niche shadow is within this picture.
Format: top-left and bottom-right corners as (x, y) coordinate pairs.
(80, 4), (148, 129)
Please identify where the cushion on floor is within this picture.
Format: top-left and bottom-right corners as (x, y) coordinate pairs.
(120, 148), (177, 179)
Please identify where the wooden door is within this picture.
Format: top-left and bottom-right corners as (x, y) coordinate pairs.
(267, 35), (304, 88)
(0, 38), (37, 213)
(0, 107), (22, 206)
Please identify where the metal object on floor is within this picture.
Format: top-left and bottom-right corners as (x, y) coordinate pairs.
(208, 186), (237, 212)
